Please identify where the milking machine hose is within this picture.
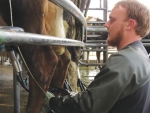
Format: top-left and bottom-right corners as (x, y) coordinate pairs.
(49, 87), (70, 95)
(17, 72), (29, 92)
(5, 45), (29, 92)
(77, 78), (87, 91)
(64, 79), (73, 92)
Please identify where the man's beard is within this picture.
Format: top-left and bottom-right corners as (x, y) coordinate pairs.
(106, 28), (123, 47)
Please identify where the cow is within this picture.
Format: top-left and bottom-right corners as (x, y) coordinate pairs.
(0, 0), (84, 113)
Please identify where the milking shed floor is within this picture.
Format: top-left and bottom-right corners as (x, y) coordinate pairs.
(0, 64), (28, 113)
(0, 63), (99, 113)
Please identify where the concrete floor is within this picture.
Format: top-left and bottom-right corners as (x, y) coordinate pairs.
(0, 61), (99, 113)
(0, 64), (28, 113)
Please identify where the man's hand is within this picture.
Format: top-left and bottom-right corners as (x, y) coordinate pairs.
(41, 91), (54, 113)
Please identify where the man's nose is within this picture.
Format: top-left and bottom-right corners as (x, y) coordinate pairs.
(104, 22), (108, 28)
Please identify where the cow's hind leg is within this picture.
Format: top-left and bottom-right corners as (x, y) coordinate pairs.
(25, 46), (58, 113)
(50, 49), (71, 95)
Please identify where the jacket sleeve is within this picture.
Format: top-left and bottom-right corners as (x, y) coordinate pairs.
(49, 52), (149, 113)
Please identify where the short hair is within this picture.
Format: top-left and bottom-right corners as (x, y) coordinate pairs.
(115, 0), (150, 37)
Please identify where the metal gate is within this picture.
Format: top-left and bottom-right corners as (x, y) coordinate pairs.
(79, 0), (109, 68)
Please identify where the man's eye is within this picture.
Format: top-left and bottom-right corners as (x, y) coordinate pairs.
(110, 19), (114, 23)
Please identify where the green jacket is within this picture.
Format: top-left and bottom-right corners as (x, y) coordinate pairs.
(50, 42), (150, 113)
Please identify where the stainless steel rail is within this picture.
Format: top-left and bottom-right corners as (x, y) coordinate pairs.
(87, 27), (107, 32)
(0, 30), (85, 47)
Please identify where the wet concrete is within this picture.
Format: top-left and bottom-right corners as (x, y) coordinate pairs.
(79, 66), (100, 86)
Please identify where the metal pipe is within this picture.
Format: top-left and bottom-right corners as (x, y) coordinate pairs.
(49, 0), (86, 27)
(80, 0), (87, 12)
(7, 49), (22, 74)
(87, 27), (107, 32)
(84, 0), (91, 17)
(81, 49), (107, 52)
(142, 39), (150, 42)
(13, 54), (20, 113)
(82, 26), (85, 41)
(103, 0), (108, 21)
(86, 40), (106, 43)
(87, 21), (106, 24)
(143, 43), (150, 46)
(0, 30), (85, 47)
(86, 8), (107, 10)
(85, 43), (108, 47)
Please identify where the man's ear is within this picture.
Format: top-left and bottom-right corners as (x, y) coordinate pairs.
(126, 19), (136, 30)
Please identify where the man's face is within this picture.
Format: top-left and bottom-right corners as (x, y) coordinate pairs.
(104, 5), (127, 47)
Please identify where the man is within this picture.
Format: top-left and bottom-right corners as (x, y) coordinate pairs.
(42, 0), (150, 113)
